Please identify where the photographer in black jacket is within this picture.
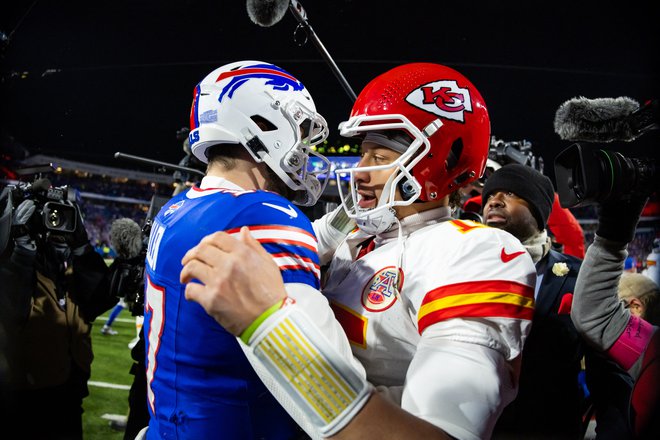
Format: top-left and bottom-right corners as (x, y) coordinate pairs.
(0, 181), (117, 439)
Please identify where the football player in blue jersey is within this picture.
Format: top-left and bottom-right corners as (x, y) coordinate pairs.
(142, 60), (361, 439)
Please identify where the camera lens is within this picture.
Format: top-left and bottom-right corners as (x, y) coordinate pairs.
(47, 209), (62, 227)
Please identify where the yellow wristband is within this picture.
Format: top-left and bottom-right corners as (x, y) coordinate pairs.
(240, 299), (284, 344)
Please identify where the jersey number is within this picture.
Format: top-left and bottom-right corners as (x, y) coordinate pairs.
(449, 219), (486, 234)
(145, 277), (165, 414)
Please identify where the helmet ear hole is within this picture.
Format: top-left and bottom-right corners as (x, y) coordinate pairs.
(446, 138), (463, 170)
(250, 115), (277, 132)
(397, 178), (417, 201)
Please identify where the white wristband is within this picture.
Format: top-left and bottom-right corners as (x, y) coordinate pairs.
(247, 303), (372, 437)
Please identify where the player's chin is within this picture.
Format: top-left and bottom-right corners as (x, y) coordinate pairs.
(485, 218), (507, 228)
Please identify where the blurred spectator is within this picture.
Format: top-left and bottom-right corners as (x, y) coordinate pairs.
(625, 257), (638, 273)
(547, 193), (586, 259)
(642, 238), (659, 286)
(100, 298), (126, 336)
(618, 273), (660, 325)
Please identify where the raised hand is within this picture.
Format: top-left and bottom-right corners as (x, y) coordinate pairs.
(181, 226), (287, 336)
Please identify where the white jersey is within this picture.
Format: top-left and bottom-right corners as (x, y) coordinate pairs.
(321, 207), (536, 440)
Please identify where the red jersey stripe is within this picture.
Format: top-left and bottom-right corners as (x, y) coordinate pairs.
(226, 224), (316, 239)
(330, 302), (368, 349)
(421, 280), (534, 305)
(418, 280), (534, 334)
(418, 302), (535, 334)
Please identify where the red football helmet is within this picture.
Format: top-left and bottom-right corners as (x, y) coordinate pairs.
(337, 63), (490, 233)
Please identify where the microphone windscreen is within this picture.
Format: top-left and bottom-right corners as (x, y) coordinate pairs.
(246, 0), (290, 27)
(554, 96), (640, 142)
(110, 218), (143, 259)
(31, 178), (52, 192)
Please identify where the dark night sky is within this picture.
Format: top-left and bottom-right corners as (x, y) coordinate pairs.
(1, 0), (658, 182)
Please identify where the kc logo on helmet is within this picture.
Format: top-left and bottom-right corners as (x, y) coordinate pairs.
(405, 80), (473, 122)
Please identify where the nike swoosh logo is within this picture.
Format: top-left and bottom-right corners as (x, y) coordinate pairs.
(262, 203), (298, 218)
(501, 248), (526, 263)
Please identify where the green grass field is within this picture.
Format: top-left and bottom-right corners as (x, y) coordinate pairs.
(84, 314), (142, 439)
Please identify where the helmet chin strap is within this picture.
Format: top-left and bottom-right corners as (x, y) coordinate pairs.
(355, 173), (400, 235)
(355, 206), (397, 235)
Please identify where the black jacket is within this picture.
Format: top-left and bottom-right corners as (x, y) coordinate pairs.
(494, 250), (585, 439)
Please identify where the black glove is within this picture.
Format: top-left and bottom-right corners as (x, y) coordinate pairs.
(12, 199), (37, 253)
(68, 204), (90, 253)
(596, 194), (649, 244)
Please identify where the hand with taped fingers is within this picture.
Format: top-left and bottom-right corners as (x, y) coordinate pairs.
(181, 226), (288, 336)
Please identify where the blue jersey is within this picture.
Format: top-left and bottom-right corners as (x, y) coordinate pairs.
(144, 184), (320, 439)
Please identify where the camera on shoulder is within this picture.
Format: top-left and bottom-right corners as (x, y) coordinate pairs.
(9, 164), (80, 235)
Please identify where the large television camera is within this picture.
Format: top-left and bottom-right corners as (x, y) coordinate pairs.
(553, 97), (659, 208)
(6, 164), (80, 236)
(554, 144), (658, 208)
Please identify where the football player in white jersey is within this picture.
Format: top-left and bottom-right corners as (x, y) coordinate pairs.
(181, 63), (537, 440)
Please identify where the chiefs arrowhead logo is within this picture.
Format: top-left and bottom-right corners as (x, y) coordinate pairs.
(501, 248), (526, 263)
(361, 266), (404, 312)
(405, 80), (472, 122)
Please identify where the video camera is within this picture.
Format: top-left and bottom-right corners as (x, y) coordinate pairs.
(489, 137), (544, 172)
(554, 144), (658, 208)
(8, 164), (80, 235)
(553, 97), (659, 208)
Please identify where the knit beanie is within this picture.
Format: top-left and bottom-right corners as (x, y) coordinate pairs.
(482, 163), (555, 230)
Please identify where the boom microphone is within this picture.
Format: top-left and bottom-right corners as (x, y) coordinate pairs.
(554, 96), (660, 143)
(110, 218), (143, 260)
(246, 0), (290, 27)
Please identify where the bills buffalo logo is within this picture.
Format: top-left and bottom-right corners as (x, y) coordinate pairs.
(216, 63), (305, 102)
(163, 200), (185, 217)
(190, 63), (305, 132)
(361, 266), (404, 312)
(405, 80), (472, 122)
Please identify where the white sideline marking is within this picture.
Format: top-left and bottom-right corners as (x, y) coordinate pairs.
(96, 316), (140, 324)
(101, 414), (128, 423)
(88, 380), (131, 390)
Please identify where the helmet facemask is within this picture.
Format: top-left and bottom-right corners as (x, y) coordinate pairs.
(252, 96), (331, 206)
(336, 114), (431, 235)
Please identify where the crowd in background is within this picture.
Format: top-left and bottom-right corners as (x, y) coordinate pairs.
(36, 169), (658, 275)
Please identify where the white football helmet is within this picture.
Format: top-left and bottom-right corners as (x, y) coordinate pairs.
(188, 60), (330, 206)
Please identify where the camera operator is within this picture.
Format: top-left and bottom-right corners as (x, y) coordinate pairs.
(570, 190), (659, 439)
(552, 95), (660, 438)
(106, 216), (150, 440)
(0, 181), (117, 439)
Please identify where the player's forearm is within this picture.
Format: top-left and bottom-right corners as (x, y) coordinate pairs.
(241, 300), (451, 440)
(329, 391), (452, 440)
